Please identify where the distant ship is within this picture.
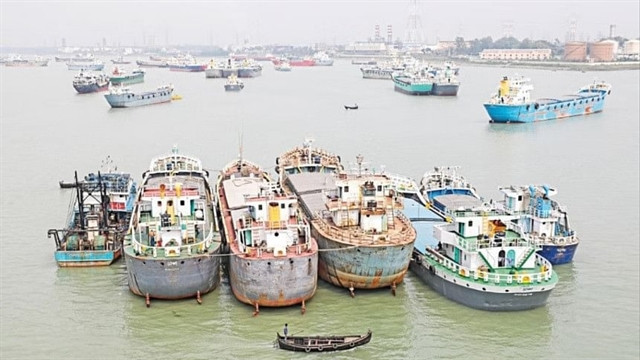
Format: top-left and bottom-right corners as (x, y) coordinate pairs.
(72, 71), (110, 94)
(393, 69), (459, 96)
(124, 146), (224, 304)
(108, 67), (145, 86)
(67, 61), (104, 71)
(4, 56), (49, 67)
(224, 74), (244, 92)
(110, 56), (131, 64)
(313, 52), (334, 66)
(216, 158), (318, 315)
(104, 84), (173, 108)
(135, 59), (169, 68)
(205, 58), (262, 78)
(360, 65), (394, 79)
(483, 76), (612, 123)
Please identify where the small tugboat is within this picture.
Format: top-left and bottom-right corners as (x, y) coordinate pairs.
(104, 84), (173, 108)
(216, 156), (318, 315)
(496, 185), (579, 265)
(276, 330), (372, 352)
(483, 75), (612, 123)
(124, 146), (224, 304)
(410, 194), (558, 311)
(48, 163), (136, 267)
(224, 74), (244, 91)
(72, 70), (110, 94)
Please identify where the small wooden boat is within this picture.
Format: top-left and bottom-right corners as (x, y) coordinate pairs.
(276, 330), (372, 352)
(344, 104), (358, 110)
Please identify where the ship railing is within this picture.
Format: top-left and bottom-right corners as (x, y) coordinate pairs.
(312, 212), (414, 244)
(131, 223), (216, 258)
(426, 247), (553, 284)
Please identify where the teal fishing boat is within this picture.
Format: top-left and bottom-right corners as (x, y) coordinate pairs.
(48, 167), (136, 267)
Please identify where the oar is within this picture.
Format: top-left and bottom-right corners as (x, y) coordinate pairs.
(289, 330), (304, 337)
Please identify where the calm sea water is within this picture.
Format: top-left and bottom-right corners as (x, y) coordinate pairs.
(1, 59), (638, 360)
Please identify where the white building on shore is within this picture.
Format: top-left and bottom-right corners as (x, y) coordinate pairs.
(479, 48), (552, 60)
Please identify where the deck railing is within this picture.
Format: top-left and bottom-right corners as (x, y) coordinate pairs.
(425, 247), (554, 285)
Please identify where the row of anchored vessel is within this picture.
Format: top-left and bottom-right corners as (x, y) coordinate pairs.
(50, 140), (578, 312)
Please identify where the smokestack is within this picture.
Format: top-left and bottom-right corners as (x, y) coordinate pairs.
(609, 24), (616, 38)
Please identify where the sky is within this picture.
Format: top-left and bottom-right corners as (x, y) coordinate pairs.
(1, 0), (639, 48)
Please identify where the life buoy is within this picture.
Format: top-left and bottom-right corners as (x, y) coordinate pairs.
(350, 342), (355, 347)
(317, 346), (323, 352)
(459, 268), (467, 277)
(557, 238), (566, 246)
(304, 347), (311, 353)
(332, 344), (338, 349)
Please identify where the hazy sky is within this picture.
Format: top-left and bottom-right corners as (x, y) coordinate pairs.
(1, 0), (639, 48)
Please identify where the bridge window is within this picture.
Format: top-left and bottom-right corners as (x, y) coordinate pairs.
(344, 186), (349, 193)
(180, 200), (185, 206)
(280, 203), (285, 209)
(258, 205), (263, 210)
(468, 220), (473, 227)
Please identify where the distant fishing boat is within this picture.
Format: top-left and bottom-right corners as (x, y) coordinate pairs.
(344, 104), (358, 110)
(224, 74), (244, 91)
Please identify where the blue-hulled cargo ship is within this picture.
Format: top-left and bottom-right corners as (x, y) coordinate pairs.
(48, 164), (136, 267)
(497, 185), (578, 265)
(216, 158), (318, 315)
(483, 76), (612, 123)
(124, 146), (223, 304)
(104, 84), (173, 108)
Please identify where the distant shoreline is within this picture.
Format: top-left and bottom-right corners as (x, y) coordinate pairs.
(418, 56), (640, 72)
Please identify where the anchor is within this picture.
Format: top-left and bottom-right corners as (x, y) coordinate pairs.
(252, 302), (260, 317)
(145, 293), (150, 308)
(301, 299), (306, 315)
(196, 290), (202, 305)
(349, 283), (355, 298)
(391, 282), (397, 296)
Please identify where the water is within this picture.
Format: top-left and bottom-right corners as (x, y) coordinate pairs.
(1, 60), (638, 359)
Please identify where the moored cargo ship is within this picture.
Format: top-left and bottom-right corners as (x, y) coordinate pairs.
(410, 194), (558, 311)
(496, 185), (579, 265)
(281, 152), (416, 296)
(216, 157), (318, 315)
(124, 146), (223, 304)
